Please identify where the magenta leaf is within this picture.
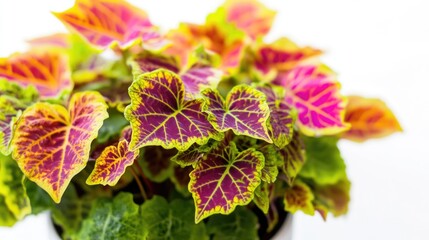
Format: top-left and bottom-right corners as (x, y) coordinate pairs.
(125, 69), (223, 151)
(275, 64), (349, 136)
(86, 127), (138, 186)
(189, 141), (264, 223)
(202, 85), (272, 142)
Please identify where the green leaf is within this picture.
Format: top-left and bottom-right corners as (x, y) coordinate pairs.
(51, 184), (83, 240)
(299, 136), (346, 185)
(206, 207), (259, 240)
(279, 132), (306, 185)
(253, 181), (270, 214)
(0, 79), (38, 155)
(0, 195), (16, 226)
(95, 108), (129, 145)
(24, 180), (54, 215)
(79, 193), (146, 240)
(259, 145), (280, 183)
(0, 154), (31, 221)
(141, 196), (208, 240)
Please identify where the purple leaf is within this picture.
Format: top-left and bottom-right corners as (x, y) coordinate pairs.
(125, 70), (223, 151)
(202, 85), (272, 142)
(189, 141), (264, 223)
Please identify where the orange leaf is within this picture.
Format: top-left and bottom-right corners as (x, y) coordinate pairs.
(343, 96), (402, 142)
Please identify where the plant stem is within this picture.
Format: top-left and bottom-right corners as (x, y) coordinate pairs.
(130, 167), (148, 201)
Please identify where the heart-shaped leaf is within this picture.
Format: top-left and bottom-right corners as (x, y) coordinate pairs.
(54, 0), (164, 49)
(203, 85), (272, 142)
(12, 91), (108, 203)
(87, 127), (138, 186)
(189, 141), (264, 223)
(343, 95), (402, 142)
(275, 64), (349, 136)
(125, 69), (222, 151)
(0, 51), (72, 98)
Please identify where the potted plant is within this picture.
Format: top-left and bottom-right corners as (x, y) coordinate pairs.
(0, 0), (402, 239)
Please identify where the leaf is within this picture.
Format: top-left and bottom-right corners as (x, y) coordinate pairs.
(284, 180), (315, 215)
(180, 65), (223, 98)
(51, 184), (83, 240)
(171, 143), (211, 167)
(202, 85), (272, 142)
(279, 132), (306, 185)
(87, 127), (139, 186)
(130, 53), (223, 99)
(253, 181), (271, 214)
(125, 69), (222, 151)
(258, 145), (280, 183)
(0, 154), (31, 221)
(141, 146), (176, 183)
(165, 22), (245, 72)
(189, 141), (264, 223)
(343, 95), (402, 142)
(314, 177), (351, 217)
(233, 135), (278, 183)
(54, 0), (164, 49)
(253, 38), (322, 76)
(0, 80), (39, 155)
(275, 64), (350, 136)
(79, 192), (146, 240)
(0, 50), (72, 98)
(27, 33), (70, 48)
(299, 136), (346, 185)
(95, 108), (129, 145)
(206, 207), (259, 240)
(11, 91), (108, 203)
(222, 0), (276, 40)
(0, 195), (16, 226)
(141, 196), (208, 240)
(256, 85), (295, 148)
(24, 180), (54, 215)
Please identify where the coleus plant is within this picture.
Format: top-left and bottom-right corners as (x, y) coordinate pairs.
(0, 0), (402, 239)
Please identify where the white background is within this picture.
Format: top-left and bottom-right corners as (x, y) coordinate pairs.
(1, 0), (428, 239)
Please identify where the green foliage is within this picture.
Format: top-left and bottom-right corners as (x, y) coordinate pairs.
(79, 193), (146, 240)
(141, 196), (208, 240)
(206, 207), (259, 240)
(0, 154), (31, 223)
(299, 136), (346, 185)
